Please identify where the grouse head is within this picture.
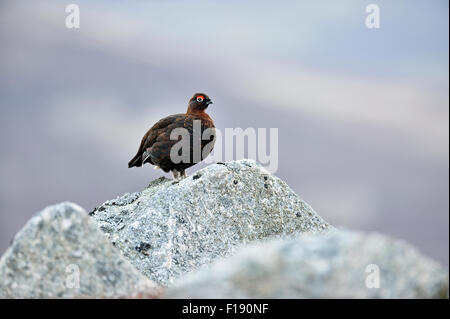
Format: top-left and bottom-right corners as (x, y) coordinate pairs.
(187, 93), (213, 113)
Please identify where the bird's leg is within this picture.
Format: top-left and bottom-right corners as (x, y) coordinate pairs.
(172, 170), (180, 180)
(180, 170), (187, 178)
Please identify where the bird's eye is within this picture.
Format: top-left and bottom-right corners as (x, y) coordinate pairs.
(196, 96), (204, 102)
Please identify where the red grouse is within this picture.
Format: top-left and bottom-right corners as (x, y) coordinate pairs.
(128, 93), (215, 179)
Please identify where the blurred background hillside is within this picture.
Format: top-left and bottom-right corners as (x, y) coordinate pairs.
(0, 0), (448, 265)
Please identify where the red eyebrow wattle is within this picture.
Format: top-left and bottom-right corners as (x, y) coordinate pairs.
(197, 95), (204, 99)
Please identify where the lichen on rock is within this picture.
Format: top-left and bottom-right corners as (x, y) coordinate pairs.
(165, 229), (449, 299)
(0, 202), (158, 298)
(91, 159), (331, 286)
(1, 160), (447, 299)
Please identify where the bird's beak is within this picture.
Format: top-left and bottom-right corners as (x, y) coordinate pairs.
(206, 100), (213, 105)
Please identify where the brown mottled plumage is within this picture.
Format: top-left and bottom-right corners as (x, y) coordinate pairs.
(128, 93), (215, 179)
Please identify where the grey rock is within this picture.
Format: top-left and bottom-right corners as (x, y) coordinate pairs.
(91, 159), (330, 286)
(165, 229), (449, 298)
(0, 202), (158, 298)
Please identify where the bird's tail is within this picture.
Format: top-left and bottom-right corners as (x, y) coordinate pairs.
(128, 153), (143, 168)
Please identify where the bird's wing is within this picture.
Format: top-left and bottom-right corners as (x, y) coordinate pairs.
(147, 115), (216, 169)
(144, 116), (187, 161)
(141, 114), (185, 151)
(128, 114), (184, 167)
